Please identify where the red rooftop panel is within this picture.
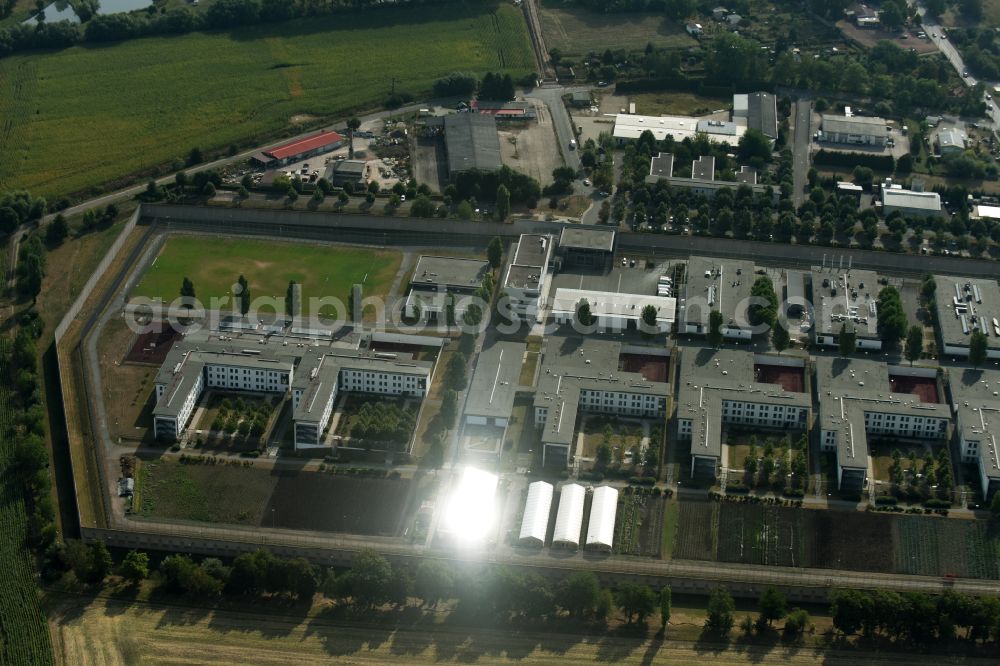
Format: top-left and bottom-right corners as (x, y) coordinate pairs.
(265, 130), (344, 160)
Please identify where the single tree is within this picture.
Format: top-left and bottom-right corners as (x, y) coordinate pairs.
(88, 541), (113, 584)
(838, 323), (856, 357)
(343, 550), (392, 609)
(772, 320), (790, 354)
(237, 274), (250, 316)
(118, 549), (149, 584)
(487, 237), (503, 269)
(45, 214), (69, 246)
(969, 331), (988, 367)
(347, 116), (361, 158)
(496, 184), (511, 220)
(575, 298), (594, 328)
(615, 583), (657, 625)
(180, 276), (196, 303)
(707, 310), (724, 348)
(445, 351), (468, 389)
(440, 389), (458, 426)
(705, 586), (735, 636)
(659, 586), (672, 631)
(286, 280), (299, 318)
(557, 572), (600, 618)
(758, 587), (787, 626)
(415, 560), (452, 608)
(595, 442), (613, 468)
(783, 608), (811, 637)
(641, 304), (658, 332)
(905, 325), (923, 366)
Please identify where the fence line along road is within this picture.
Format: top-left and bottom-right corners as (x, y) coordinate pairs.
(145, 203), (1000, 279)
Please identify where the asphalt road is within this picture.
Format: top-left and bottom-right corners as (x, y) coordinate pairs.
(527, 86), (583, 175)
(791, 99), (812, 207)
(913, 5), (999, 132)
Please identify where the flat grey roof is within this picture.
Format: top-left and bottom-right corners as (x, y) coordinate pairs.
(933, 275), (1000, 351)
(411, 255), (489, 291)
(949, 367), (1000, 482)
(815, 356), (950, 471)
(822, 114), (889, 138)
(465, 341), (525, 419)
(682, 256), (757, 330)
(747, 92), (778, 140)
(676, 348), (811, 461)
(785, 269), (806, 304)
(692, 155), (715, 181)
(559, 227), (615, 253)
(534, 337), (669, 446)
(737, 166), (757, 185)
(444, 113), (502, 174)
(650, 153), (674, 178)
(810, 266), (881, 339)
(512, 233), (552, 268)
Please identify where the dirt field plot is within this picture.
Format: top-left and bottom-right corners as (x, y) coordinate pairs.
(99, 317), (158, 442)
(716, 504), (807, 568)
(754, 364), (805, 393)
(538, 3), (695, 56)
(619, 354), (667, 382)
(266, 472), (412, 536)
(124, 327), (182, 365)
(889, 375), (939, 403)
(497, 102), (561, 186)
(412, 136), (447, 195)
(893, 515), (941, 576)
(138, 460), (412, 535)
(805, 511), (895, 573)
(672, 499), (716, 561)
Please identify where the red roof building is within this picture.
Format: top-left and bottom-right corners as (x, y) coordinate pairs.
(262, 130), (344, 163)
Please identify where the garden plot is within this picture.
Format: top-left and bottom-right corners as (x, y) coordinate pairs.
(672, 499), (717, 561)
(613, 490), (666, 557)
(716, 504), (806, 568)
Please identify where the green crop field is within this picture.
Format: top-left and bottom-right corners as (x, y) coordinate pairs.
(133, 236), (401, 316)
(0, 2), (533, 198)
(0, 342), (54, 665)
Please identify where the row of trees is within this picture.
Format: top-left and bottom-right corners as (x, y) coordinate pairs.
(55, 539), (1000, 648)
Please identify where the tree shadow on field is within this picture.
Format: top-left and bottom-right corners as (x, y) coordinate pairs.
(595, 624), (646, 663)
(306, 604), (394, 657)
(732, 627), (781, 664)
(693, 626), (732, 656)
(204, 595), (310, 639)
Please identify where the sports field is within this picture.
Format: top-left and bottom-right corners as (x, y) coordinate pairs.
(132, 237), (400, 315)
(538, 3), (694, 57)
(0, 2), (533, 197)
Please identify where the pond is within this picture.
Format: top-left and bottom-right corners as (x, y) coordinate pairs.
(22, 1), (79, 24)
(97, 0), (154, 14)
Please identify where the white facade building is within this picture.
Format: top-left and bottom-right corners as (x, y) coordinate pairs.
(552, 483), (585, 549)
(585, 486), (618, 552)
(518, 481), (554, 547)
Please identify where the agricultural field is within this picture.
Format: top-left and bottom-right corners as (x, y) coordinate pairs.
(132, 236), (401, 316)
(136, 458), (414, 535)
(538, 2), (694, 57)
(673, 498), (1000, 579)
(0, 371), (53, 664)
(0, 2), (534, 197)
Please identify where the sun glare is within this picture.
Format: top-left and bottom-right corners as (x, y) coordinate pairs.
(443, 467), (499, 544)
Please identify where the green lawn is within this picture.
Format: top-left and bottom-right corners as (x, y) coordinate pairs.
(137, 459), (274, 524)
(133, 236), (401, 316)
(538, 2), (694, 57)
(0, 2), (533, 198)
